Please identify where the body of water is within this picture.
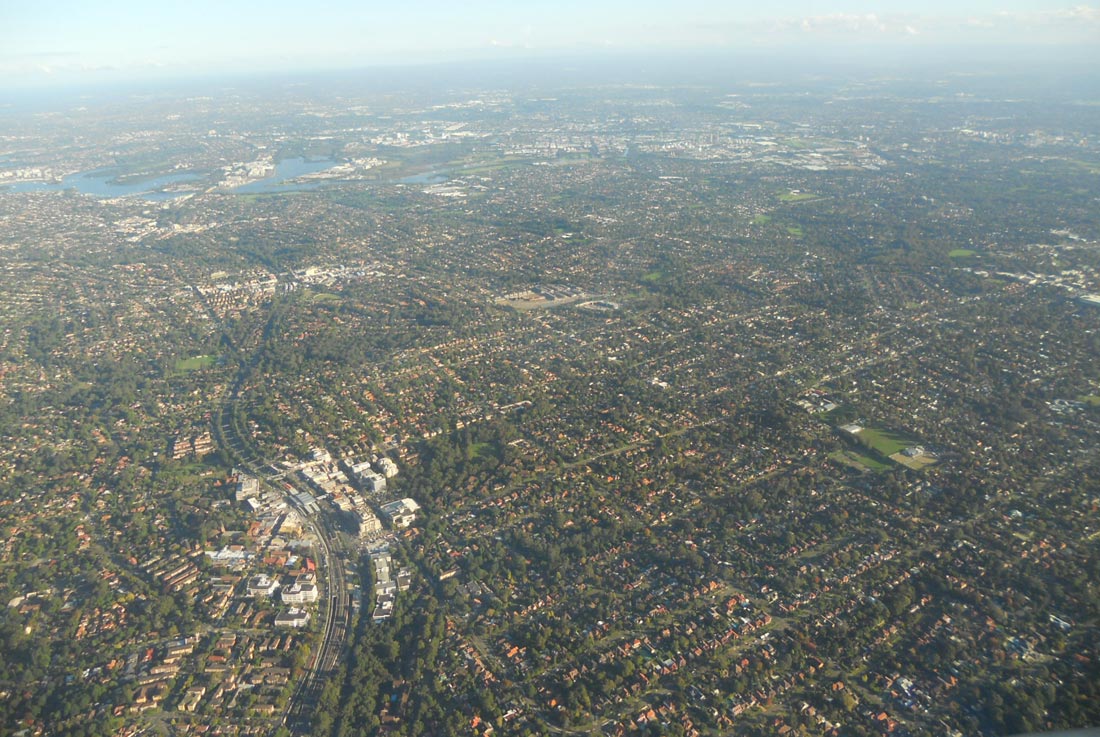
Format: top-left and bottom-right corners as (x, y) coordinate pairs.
(3, 157), (340, 199)
(233, 157), (335, 193)
(4, 169), (202, 198)
(6, 158), (442, 198)
(398, 170), (451, 185)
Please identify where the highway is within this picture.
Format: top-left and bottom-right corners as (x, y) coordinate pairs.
(216, 376), (352, 736)
(280, 491), (350, 734)
(202, 289), (353, 735)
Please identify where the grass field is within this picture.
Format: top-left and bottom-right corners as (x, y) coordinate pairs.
(889, 451), (938, 470)
(425, 152), (539, 178)
(175, 355), (217, 372)
(821, 404), (858, 425)
(779, 191), (820, 202)
(829, 449), (890, 473)
(236, 191), (306, 203)
(166, 459), (218, 478)
(857, 427), (919, 458)
(304, 290), (341, 304)
(949, 248), (977, 258)
(1067, 159), (1100, 175)
(1078, 395), (1100, 406)
(460, 164), (511, 175)
(753, 214), (773, 225)
(787, 225), (804, 237)
(642, 271), (666, 283)
(498, 294), (587, 311)
(469, 442), (497, 460)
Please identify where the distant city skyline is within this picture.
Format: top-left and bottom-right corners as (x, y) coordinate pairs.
(2, 0), (1098, 88)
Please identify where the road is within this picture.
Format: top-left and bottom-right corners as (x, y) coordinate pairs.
(203, 289), (351, 737)
(218, 397), (351, 735)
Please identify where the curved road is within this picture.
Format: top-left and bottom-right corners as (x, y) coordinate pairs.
(203, 287), (351, 736)
(218, 389), (351, 735)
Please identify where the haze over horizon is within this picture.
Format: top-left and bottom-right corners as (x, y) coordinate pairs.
(2, 0), (1099, 90)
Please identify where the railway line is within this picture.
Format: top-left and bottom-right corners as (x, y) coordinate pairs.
(206, 291), (352, 737)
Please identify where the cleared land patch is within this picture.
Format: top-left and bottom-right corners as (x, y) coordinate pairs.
(175, 355), (217, 372)
(841, 424), (938, 470)
(856, 427), (916, 457)
(779, 191), (820, 203)
(829, 449), (890, 473)
(496, 284), (589, 311)
(304, 290), (341, 303)
(889, 449), (938, 470)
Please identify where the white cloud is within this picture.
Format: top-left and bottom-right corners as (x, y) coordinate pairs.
(965, 17), (995, 29)
(695, 5), (1100, 46)
(783, 13), (893, 35)
(996, 4), (1100, 24)
(1053, 5), (1100, 22)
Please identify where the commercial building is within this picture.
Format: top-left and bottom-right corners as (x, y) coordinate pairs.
(281, 582), (319, 604)
(380, 498), (420, 529)
(246, 574), (279, 598)
(275, 608), (311, 628)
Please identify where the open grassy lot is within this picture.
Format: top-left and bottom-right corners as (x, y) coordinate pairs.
(949, 248), (977, 258)
(889, 450), (938, 470)
(857, 426), (920, 457)
(829, 449), (891, 473)
(1066, 159), (1100, 175)
(779, 191), (819, 202)
(175, 355), (217, 372)
(469, 441), (499, 461)
(304, 290), (341, 304)
(236, 191), (311, 204)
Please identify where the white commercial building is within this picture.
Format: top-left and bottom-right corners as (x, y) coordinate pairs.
(275, 608), (311, 628)
(376, 457), (399, 478)
(380, 498), (421, 529)
(281, 582), (319, 604)
(246, 574), (279, 598)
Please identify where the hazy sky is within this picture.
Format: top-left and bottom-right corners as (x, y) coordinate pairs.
(2, 0), (1098, 87)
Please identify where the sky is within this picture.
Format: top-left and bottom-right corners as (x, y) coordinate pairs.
(1, 0), (1098, 88)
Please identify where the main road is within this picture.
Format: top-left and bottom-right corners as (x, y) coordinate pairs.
(203, 290), (352, 736)
(218, 396), (352, 735)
